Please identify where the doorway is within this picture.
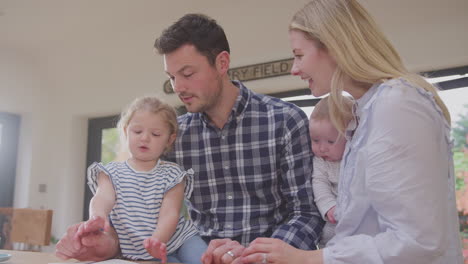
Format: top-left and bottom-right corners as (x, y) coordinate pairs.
(0, 112), (20, 207)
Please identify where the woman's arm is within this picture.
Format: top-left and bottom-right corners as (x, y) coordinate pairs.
(239, 237), (323, 264)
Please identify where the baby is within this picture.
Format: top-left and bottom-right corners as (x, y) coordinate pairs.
(309, 95), (353, 247)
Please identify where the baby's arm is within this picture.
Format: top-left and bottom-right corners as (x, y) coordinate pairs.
(89, 172), (116, 231)
(144, 181), (185, 263)
(312, 158), (337, 222)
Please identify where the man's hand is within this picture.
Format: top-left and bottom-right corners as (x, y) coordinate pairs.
(201, 238), (245, 264)
(55, 216), (119, 261)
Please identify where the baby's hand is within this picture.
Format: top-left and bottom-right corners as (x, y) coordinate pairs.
(143, 237), (167, 263)
(326, 206), (337, 224)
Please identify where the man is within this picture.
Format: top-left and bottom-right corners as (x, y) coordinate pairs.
(56, 13), (323, 264)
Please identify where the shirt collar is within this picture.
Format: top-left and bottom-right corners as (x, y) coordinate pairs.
(345, 82), (381, 141)
(355, 82), (380, 116)
(199, 80), (250, 126)
(231, 80), (250, 119)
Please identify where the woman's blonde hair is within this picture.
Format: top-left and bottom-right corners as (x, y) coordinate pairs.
(290, 0), (450, 132)
(117, 96), (178, 152)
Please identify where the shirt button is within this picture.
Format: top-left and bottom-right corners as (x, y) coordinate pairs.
(227, 195), (233, 200)
(224, 165), (229, 170)
(226, 224), (232, 228)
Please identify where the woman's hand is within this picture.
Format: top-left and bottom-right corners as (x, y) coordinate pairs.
(239, 237), (322, 264)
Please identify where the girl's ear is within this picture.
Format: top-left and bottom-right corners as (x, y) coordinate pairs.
(123, 126), (129, 138)
(164, 133), (177, 154)
(168, 133), (177, 146)
(215, 51), (230, 75)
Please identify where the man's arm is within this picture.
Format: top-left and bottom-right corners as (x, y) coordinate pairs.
(271, 109), (324, 250)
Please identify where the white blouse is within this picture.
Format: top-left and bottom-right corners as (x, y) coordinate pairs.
(323, 78), (463, 263)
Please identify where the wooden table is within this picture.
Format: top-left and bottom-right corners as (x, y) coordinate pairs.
(0, 250), (171, 264)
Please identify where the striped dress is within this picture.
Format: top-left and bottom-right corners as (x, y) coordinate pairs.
(87, 160), (199, 260)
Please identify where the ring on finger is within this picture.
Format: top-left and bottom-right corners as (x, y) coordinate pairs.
(226, 250), (235, 258)
(262, 253), (267, 264)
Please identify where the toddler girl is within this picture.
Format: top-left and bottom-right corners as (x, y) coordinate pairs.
(84, 96), (206, 263)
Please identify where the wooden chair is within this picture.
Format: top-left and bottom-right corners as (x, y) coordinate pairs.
(9, 208), (53, 251)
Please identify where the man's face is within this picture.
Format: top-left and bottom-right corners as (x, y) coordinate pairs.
(164, 44), (223, 113)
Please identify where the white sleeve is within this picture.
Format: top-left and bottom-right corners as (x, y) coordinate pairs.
(325, 91), (452, 263)
(312, 157), (337, 219)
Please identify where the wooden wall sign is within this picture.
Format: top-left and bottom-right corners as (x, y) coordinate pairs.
(163, 58), (293, 94)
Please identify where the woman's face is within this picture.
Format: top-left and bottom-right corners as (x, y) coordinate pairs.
(289, 30), (337, 97)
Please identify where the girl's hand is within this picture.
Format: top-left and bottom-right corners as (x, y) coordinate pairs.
(326, 206), (337, 224)
(239, 238), (315, 264)
(143, 237), (167, 263)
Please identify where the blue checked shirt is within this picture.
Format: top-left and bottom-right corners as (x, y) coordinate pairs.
(165, 81), (324, 250)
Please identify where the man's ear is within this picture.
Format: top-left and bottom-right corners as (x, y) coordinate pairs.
(215, 51), (230, 75)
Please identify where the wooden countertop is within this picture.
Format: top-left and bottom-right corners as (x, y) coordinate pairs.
(0, 250), (170, 264)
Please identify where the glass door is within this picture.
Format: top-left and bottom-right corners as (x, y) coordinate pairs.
(0, 112), (20, 207)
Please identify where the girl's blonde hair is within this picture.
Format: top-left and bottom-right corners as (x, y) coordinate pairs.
(290, 0), (450, 132)
(311, 96), (354, 134)
(117, 96), (178, 151)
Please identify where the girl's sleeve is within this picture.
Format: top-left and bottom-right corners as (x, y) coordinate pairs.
(165, 165), (194, 199)
(87, 162), (113, 194)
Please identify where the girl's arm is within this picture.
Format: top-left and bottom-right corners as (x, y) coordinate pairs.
(89, 171), (116, 220)
(152, 181), (185, 243)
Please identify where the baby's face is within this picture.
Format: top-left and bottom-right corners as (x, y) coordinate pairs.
(309, 119), (346, 162)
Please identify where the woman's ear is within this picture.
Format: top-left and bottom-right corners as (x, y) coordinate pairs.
(215, 51), (230, 75)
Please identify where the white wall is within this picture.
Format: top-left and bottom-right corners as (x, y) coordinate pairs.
(0, 0), (467, 242)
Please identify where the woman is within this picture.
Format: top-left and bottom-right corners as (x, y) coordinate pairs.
(239, 0), (463, 263)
